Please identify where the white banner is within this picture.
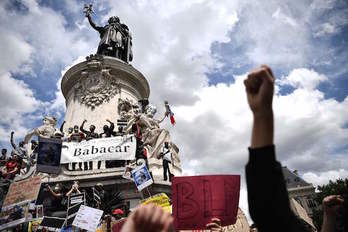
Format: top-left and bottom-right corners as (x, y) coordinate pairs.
(60, 135), (136, 164)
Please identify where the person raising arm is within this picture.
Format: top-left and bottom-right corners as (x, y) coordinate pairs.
(244, 65), (309, 232)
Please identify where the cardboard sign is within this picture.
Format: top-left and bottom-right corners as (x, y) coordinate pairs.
(37, 137), (62, 174)
(61, 136), (136, 163)
(2, 176), (41, 210)
(131, 164), (153, 191)
(172, 175), (240, 230)
(72, 205), (103, 232)
(141, 193), (171, 213)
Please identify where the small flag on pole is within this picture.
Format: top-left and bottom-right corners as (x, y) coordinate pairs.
(164, 101), (176, 126)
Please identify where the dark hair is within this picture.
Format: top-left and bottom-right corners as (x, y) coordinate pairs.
(1, 148), (7, 153)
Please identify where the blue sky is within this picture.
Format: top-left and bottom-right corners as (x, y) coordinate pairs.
(0, 0), (347, 218)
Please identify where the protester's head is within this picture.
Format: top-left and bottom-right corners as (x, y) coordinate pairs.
(103, 125), (109, 132)
(112, 208), (124, 220)
(73, 180), (79, 189)
(1, 148), (7, 156)
(19, 141), (25, 148)
(54, 183), (62, 193)
(164, 142), (169, 148)
(95, 183), (103, 192)
(73, 125), (79, 133)
(68, 127), (73, 134)
(90, 124), (96, 132)
(10, 152), (18, 162)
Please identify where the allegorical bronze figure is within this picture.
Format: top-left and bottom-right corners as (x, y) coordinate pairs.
(84, 4), (133, 63)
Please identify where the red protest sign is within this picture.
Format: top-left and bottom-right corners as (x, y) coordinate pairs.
(172, 175), (240, 230)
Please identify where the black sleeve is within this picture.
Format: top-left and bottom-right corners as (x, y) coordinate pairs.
(245, 145), (307, 232)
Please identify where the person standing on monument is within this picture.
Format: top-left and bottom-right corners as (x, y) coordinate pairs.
(80, 120), (99, 141)
(100, 119), (117, 138)
(159, 142), (173, 182)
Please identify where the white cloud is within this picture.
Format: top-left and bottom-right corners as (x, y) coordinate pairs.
(303, 169), (348, 187)
(0, 32), (33, 75)
(0, 72), (41, 140)
(278, 68), (328, 90)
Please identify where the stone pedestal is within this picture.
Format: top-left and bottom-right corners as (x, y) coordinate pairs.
(61, 55), (150, 133)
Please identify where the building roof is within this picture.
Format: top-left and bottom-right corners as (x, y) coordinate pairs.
(282, 166), (312, 189)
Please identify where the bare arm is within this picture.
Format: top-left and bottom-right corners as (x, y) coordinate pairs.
(8, 166), (18, 175)
(10, 131), (17, 150)
(47, 186), (62, 199)
(65, 187), (74, 197)
(80, 120), (89, 134)
(87, 15), (102, 32)
(60, 121), (66, 133)
(244, 65), (274, 148)
(106, 119), (115, 131)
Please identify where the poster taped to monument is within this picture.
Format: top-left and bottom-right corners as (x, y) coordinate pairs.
(61, 135), (136, 163)
(131, 164), (153, 191)
(2, 176), (41, 210)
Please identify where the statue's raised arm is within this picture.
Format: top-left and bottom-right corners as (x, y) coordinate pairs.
(84, 4), (103, 32)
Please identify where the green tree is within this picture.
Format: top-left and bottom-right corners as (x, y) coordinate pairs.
(312, 178), (348, 231)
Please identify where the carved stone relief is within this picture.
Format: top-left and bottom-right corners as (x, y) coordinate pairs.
(74, 68), (121, 109)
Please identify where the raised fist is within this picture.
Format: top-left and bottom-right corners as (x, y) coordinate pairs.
(244, 65), (274, 116)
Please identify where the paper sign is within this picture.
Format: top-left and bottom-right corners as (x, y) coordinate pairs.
(172, 175), (240, 230)
(131, 164), (153, 191)
(72, 205), (104, 232)
(37, 137), (62, 174)
(2, 176), (41, 210)
(141, 193), (171, 213)
(61, 136), (136, 163)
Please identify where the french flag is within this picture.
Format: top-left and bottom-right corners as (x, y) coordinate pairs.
(165, 101), (176, 126)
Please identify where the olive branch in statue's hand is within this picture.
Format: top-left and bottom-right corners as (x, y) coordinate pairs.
(83, 4), (94, 17)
